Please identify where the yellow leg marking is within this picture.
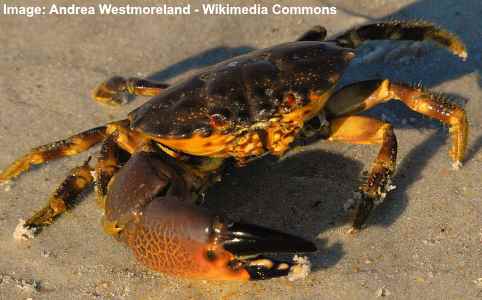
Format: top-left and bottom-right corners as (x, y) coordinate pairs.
(94, 134), (124, 209)
(329, 116), (397, 172)
(156, 143), (183, 159)
(154, 133), (235, 157)
(329, 79), (468, 165)
(93, 76), (169, 106)
(359, 79), (468, 164)
(0, 126), (106, 183)
(25, 159), (94, 228)
(328, 116), (397, 229)
(106, 120), (149, 154)
(388, 81), (468, 165)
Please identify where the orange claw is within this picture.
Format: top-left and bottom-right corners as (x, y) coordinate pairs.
(103, 151), (316, 280)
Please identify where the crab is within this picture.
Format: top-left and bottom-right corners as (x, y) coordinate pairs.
(0, 20), (468, 281)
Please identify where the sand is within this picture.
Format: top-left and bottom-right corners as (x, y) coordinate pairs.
(0, 0), (480, 299)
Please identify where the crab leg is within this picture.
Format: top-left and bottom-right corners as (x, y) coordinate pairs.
(331, 20), (467, 60)
(94, 133), (126, 209)
(326, 116), (397, 231)
(325, 79), (468, 167)
(24, 158), (94, 229)
(93, 76), (169, 106)
(296, 25), (327, 41)
(0, 126), (106, 183)
(0, 118), (149, 184)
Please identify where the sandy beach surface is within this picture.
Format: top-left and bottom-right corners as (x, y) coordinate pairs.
(0, 0), (480, 299)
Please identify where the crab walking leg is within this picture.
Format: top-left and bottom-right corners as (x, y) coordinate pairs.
(326, 116), (397, 231)
(0, 126), (107, 183)
(24, 158), (94, 229)
(326, 79), (468, 167)
(331, 20), (467, 60)
(296, 25), (327, 41)
(94, 134), (125, 209)
(93, 76), (170, 106)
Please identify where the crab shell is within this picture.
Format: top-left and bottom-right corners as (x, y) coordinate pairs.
(128, 41), (355, 157)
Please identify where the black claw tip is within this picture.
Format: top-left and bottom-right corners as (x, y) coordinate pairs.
(223, 222), (316, 256)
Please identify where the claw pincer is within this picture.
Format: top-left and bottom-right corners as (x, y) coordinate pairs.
(104, 151), (315, 280)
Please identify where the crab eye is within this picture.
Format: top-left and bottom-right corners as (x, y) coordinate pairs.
(209, 113), (228, 128)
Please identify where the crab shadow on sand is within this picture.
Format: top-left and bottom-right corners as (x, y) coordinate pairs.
(203, 130), (448, 272)
(130, 0), (480, 274)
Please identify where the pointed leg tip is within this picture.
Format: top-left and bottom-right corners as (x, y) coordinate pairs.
(452, 161), (463, 170)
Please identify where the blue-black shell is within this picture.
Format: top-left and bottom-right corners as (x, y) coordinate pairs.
(128, 41), (354, 138)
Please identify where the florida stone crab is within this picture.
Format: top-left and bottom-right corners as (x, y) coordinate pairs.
(1, 20), (468, 280)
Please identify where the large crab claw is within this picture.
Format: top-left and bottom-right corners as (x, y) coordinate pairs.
(104, 151), (316, 280)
